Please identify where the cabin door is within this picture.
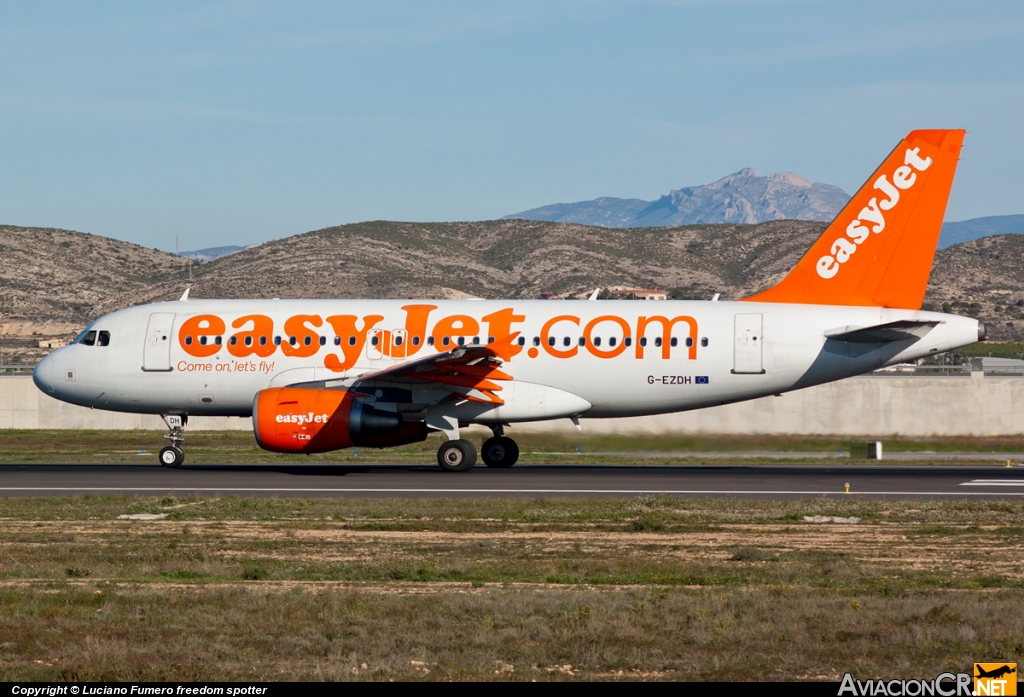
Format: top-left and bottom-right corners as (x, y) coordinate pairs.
(143, 313), (175, 372)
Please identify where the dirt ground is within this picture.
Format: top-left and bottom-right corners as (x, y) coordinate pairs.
(0, 496), (1022, 681)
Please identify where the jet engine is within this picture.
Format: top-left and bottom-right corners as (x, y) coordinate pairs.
(252, 387), (427, 453)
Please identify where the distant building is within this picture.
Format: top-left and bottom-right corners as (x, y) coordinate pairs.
(607, 287), (668, 301)
(38, 338), (68, 349)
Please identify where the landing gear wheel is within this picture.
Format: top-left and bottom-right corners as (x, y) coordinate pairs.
(437, 439), (477, 472)
(159, 446), (184, 468)
(482, 436), (519, 468)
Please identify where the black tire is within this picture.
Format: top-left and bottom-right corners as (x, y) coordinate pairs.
(437, 439), (477, 472)
(159, 446), (184, 468)
(482, 436), (519, 468)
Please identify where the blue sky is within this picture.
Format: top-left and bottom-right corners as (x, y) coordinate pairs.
(1, 1), (1022, 251)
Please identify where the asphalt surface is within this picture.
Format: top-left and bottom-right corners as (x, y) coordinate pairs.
(3, 462), (1024, 498)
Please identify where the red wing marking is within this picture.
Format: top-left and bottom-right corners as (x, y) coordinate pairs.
(352, 333), (521, 405)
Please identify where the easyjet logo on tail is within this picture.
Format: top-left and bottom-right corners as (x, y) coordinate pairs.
(739, 128), (963, 309)
(816, 147), (933, 280)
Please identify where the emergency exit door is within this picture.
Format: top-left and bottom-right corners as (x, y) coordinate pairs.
(733, 313), (764, 374)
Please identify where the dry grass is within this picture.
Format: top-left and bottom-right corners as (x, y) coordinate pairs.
(1, 497), (1023, 680)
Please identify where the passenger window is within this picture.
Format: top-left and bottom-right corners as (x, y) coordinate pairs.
(245, 336), (253, 347)
(670, 337), (678, 347)
(333, 336), (341, 346)
(639, 337), (647, 347)
(609, 337), (617, 347)
(594, 337), (602, 347)
(289, 336), (297, 346)
(371, 335), (379, 346)
(458, 336), (465, 346)
(533, 337), (541, 347)
(442, 336), (450, 346)
(412, 336), (421, 346)
(624, 337), (632, 347)
(487, 336), (494, 344)
(655, 337), (662, 347)
(427, 336), (435, 346)
(578, 337), (585, 347)
(517, 337), (525, 346)
(395, 335), (403, 346)
(701, 337), (709, 347)
(229, 336), (237, 346)
(215, 336), (222, 345)
(548, 336), (555, 347)
(303, 336), (312, 346)
(348, 336), (356, 346)
(274, 336), (282, 345)
(686, 337), (693, 347)
(319, 336), (326, 346)
(472, 336), (480, 345)
(199, 336), (207, 346)
(97, 331), (110, 347)
(259, 336), (267, 346)
(184, 336), (193, 346)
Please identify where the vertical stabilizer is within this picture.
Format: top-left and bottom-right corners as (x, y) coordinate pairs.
(743, 129), (965, 309)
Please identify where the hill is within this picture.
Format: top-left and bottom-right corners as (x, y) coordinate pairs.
(2, 219), (1023, 364)
(0, 225), (186, 341)
(187, 218), (823, 303)
(938, 215), (1024, 249)
(506, 169), (850, 227)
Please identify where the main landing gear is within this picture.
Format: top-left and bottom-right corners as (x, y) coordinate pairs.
(159, 414), (187, 468)
(435, 425), (519, 472)
(437, 440), (477, 472)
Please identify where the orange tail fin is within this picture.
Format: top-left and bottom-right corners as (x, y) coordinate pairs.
(743, 129), (965, 309)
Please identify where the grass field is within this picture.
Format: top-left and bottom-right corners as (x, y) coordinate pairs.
(1, 496), (1022, 681)
(4, 430), (1024, 465)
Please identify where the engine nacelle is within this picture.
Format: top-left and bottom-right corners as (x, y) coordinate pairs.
(252, 387), (427, 454)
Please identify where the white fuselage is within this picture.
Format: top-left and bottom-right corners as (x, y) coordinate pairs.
(33, 298), (981, 426)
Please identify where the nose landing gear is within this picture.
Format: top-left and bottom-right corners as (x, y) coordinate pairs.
(159, 414), (187, 468)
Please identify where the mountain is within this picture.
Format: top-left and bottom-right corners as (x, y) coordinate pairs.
(179, 245), (253, 262)
(938, 215), (1024, 249)
(505, 169), (851, 227)
(503, 197), (650, 228)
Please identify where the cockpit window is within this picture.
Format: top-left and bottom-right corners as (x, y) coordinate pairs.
(71, 325), (95, 345)
(97, 331), (111, 347)
(80, 330), (97, 346)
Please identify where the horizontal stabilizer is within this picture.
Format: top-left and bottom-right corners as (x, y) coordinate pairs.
(824, 320), (938, 344)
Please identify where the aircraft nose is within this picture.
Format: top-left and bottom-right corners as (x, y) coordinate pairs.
(33, 353), (55, 394)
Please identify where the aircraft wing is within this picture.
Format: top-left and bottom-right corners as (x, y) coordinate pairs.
(346, 333), (521, 405)
(825, 320), (939, 344)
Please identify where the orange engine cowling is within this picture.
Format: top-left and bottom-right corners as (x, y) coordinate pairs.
(252, 387), (427, 454)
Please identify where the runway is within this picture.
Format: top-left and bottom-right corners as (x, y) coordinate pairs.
(2, 462), (1024, 498)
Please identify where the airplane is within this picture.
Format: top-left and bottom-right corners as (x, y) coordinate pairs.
(33, 129), (983, 471)
(975, 665), (1016, 680)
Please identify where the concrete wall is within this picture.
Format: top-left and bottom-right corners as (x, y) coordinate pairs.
(0, 377), (248, 431)
(2, 374), (1022, 436)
